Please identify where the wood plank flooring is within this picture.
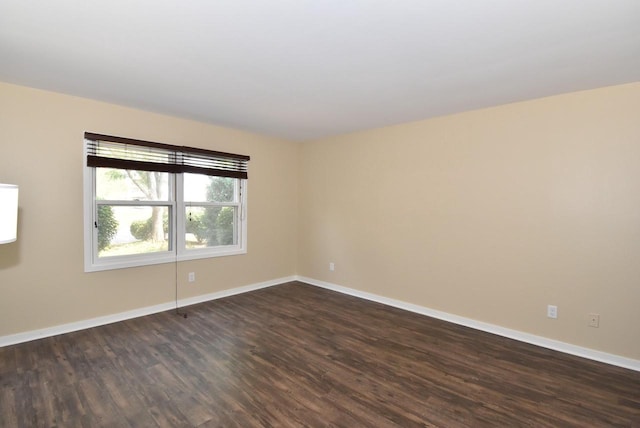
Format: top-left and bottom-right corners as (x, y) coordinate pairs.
(1, 281), (639, 427)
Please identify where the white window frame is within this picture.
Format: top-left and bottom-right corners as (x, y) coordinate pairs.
(176, 174), (247, 261)
(83, 142), (248, 272)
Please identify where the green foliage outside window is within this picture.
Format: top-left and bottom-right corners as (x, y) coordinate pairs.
(120, 175), (236, 248)
(97, 205), (118, 251)
(202, 177), (235, 246)
(130, 214), (169, 241)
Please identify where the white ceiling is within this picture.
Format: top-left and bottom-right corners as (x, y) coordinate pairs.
(1, 1), (639, 141)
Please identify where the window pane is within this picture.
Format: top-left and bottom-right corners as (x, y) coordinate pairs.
(96, 168), (169, 201)
(184, 174), (236, 203)
(98, 205), (170, 257)
(185, 206), (237, 249)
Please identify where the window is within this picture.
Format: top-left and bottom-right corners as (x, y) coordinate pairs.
(83, 133), (249, 272)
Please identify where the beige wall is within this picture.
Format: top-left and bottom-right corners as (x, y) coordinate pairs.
(2, 80), (639, 362)
(0, 82), (299, 337)
(298, 83), (640, 360)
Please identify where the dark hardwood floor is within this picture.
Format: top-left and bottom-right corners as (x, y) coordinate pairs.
(1, 281), (639, 427)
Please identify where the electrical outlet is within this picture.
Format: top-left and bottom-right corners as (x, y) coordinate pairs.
(588, 313), (600, 328)
(547, 305), (558, 319)
(329, 262), (335, 271)
(188, 272), (195, 282)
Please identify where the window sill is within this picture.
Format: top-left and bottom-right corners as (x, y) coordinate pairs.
(84, 248), (247, 273)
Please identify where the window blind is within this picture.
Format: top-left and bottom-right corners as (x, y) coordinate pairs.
(85, 132), (250, 179)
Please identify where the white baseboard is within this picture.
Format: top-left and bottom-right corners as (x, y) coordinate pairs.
(4, 274), (638, 372)
(177, 275), (296, 307)
(0, 275), (295, 348)
(296, 276), (640, 372)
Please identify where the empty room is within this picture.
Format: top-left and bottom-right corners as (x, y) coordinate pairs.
(1, 1), (639, 426)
